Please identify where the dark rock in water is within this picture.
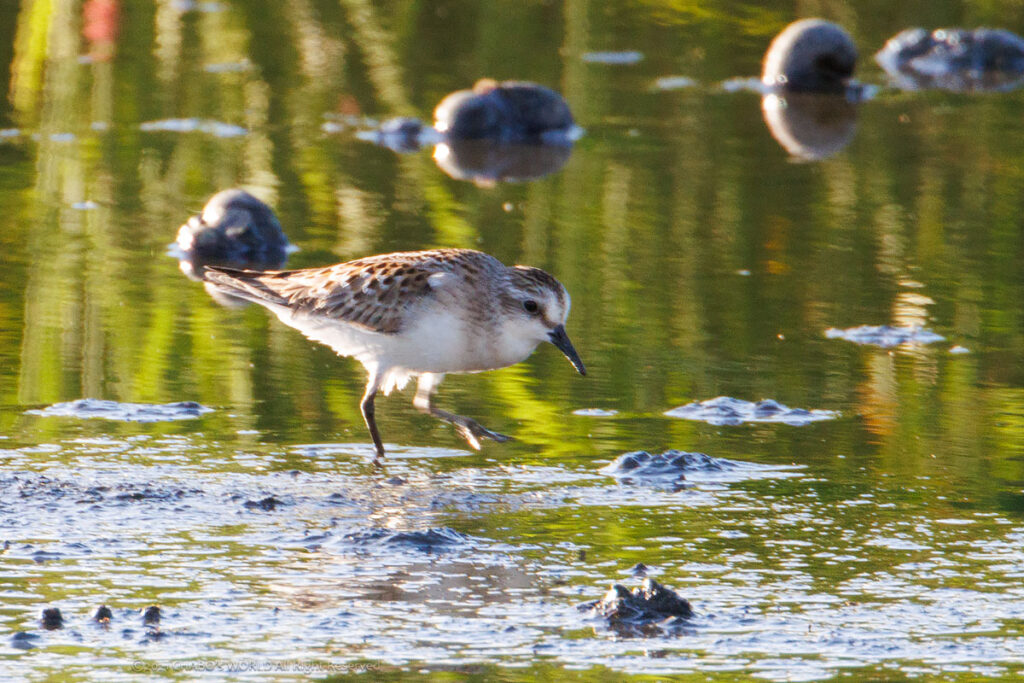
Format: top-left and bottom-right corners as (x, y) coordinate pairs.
(664, 396), (838, 426)
(26, 398), (213, 423)
(41, 607), (63, 630)
(94, 605), (113, 622)
(434, 79), (577, 143)
(434, 139), (573, 184)
(142, 605), (161, 625)
(762, 19), (858, 94)
(342, 527), (469, 552)
(761, 92), (859, 161)
(876, 27), (1024, 92)
(825, 325), (945, 348)
(173, 189), (292, 281)
(243, 496), (283, 512)
(10, 631), (40, 650)
(580, 578), (693, 634)
(626, 562), (650, 576)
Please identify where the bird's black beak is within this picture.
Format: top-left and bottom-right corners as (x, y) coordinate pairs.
(548, 325), (586, 376)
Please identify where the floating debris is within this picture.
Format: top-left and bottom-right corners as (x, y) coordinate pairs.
(27, 399), (213, 423)
(581, 51), (644, 65)
(572, 408), (619, 417)
(140, 118), (247, 138)
(825, 325), (945, 348)
(653, 75), (697, 91)
(580, 578), (693, 634)
(342, 527), (470, 552)
(664, 397), (838, 426)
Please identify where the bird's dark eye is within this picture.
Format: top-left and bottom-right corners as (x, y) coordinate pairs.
(523, 299), (540, 315)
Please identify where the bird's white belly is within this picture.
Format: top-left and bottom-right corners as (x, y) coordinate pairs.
(268, 304), (531, 391)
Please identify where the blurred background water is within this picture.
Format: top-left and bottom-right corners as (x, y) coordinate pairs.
(4, 1), (1024, 680)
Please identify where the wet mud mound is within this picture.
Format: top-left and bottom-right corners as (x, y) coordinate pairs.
(580, 578), (694, 635)
(341, 527), (471, 552)
(26, 399), (213, 422)
(665, 396), (837, 426)
(876, 27), (1024, 92)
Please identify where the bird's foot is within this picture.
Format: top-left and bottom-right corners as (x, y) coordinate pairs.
(451, 418), (513, 450)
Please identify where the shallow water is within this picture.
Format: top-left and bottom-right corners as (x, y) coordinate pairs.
(5, 1), (1024, 680)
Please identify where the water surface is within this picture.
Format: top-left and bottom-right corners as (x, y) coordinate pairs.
(3, 1), (1024, 680)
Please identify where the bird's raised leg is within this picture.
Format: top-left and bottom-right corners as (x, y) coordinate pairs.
(360, 369), (387, 460)
(413, 373), (512, 450)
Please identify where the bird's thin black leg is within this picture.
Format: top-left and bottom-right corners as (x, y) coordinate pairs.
(360, 376), (386, 460)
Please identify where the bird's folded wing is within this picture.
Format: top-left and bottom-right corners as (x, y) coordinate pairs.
(203, 261), (438, 334)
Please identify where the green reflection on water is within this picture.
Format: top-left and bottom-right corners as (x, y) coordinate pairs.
(4, 1), (1024, 680)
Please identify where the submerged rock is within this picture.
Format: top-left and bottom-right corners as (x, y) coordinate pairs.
(762, 19), (858, 94)
(876, 27), (1024, 92)
(825, 325), (945, 348)
(342, 527), (469, 552)
(664, 397), (838, 426)
(434, 79), (577, 143)
(580, 578), (693, 634)
(26, 399), (213, 423)
(173, 188), (293, 283)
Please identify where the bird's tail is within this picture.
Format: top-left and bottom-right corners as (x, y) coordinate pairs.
(202, 267), (291, 307)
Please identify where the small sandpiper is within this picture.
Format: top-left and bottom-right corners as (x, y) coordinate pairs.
(203, 248), (586, 458)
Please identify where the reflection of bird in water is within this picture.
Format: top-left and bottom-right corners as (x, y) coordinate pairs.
(761, 93), (859, 161)
(202, 249), (586, 459)
(762, 19), (858, 94)
(434, 79), (578, 142)
(172, 189), (294, 306)
(875, 27), (1024, 92)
